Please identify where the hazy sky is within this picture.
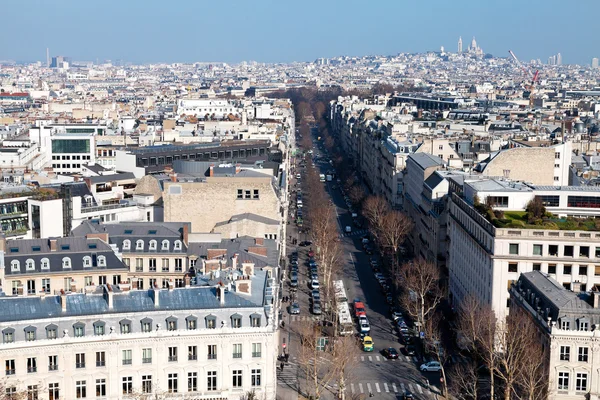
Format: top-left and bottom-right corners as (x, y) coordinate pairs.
(3, 0), (599, 65)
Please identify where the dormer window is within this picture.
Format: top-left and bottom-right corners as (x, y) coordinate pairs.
(120, 319), (132, 334)
(560, 318), (571, 330)
(40, 258), (50, 270)
(122, 240), (131, 251)
(25, 259), (35, 271)
(62, 257), (71, 269)
(161, 240), (169, 251)
(174, 240), (182, 251)
(231, 314), (242, 329)
(136, 240), (144, 251)
(83, 256), (92, 268)
(250, 314), (261, 327)
(166, 316), (177, 331)
(579, 319), (589, 332)
(10, 260), (20, 272)
(149, 240), (157, 251)
(97, 255), (106, 267)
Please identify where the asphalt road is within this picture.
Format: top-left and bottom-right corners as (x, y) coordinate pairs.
(276, 131), (442, 399)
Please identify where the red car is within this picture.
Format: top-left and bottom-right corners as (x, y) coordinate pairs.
(353, 300), (366, 318)
(308, 250), (315, 257)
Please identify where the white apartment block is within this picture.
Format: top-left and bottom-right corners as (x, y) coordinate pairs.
(177, 99), (241, 119)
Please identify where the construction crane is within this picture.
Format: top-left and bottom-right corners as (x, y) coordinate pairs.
(509, 50), (540, 108)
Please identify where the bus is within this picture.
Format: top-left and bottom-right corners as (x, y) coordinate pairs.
(333, 280), (353, 336)
(333, 280), (348, 303)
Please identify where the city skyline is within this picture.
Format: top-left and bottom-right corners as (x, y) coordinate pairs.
(2, 0), (600, 65)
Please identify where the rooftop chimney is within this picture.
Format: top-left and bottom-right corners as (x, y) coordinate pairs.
(572, 282), (582, 293)
(170, 173), (178, 182)
(49, 238), (57, 252)
(209, 164), (215, 177)
(0, 234), (6, 253)
(183, 223), (189, 246)
(593, 291), (600, 308)
(104, 285), (114, 309)
(217, 284), (225, 305)
(235, 164), (241, 174)
(234, 276), (252, 295)
(60, 289), (67, 312)
(150, 287), (160, 307)
(86, 233), (109, 244)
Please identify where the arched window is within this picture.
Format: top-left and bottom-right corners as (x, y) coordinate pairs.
(122, 240), (131, 250)
(97, 255), (106, 267)
(82, 256), (92, 268)
(40, 258), (50, 270)
(136, 240), (144, 250)
(62, 257), (71, 269)
(10, 260), (20, 272)
(161, 240), (169, 251)
(149, 240), (157, 251)
(174, 240), (182, 251)
(25, 259), (35, 271)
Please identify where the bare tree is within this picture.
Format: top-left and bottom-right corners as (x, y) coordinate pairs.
(362, 196), (390, 242)
(297, 322), (339, 400)
(448, 360), (480, 400)
(398, 258), (443, 332)
(377, 210), (412, 276)
(423, 314), (449, 398)
(516, 326), (549, 400)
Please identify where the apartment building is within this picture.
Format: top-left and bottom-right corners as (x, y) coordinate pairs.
(0, 273), (278, 399)
(510, 271), (600, 399)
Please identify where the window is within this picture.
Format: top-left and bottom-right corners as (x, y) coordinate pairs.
(120, 319), (131, 334)
(581, 246), (590, 258)
(206, 316), (216, 329)
(5, 387), (15, 399)
(142, 348), (152, 364)
(555, 152), (561, 159)
(141, 318), (152, 332)
(233, 343), (242, 358)
(561, 319), (571, 330)
(233, 370), (242, 388)
(27, 357), (37, 373)
(95, 379), (106, 398)
(25, 259), (35, 271)
(44, 324), (57, 339)
(168, 373), (178, 393)
(93, 321), (105, 336)
(83, 256), (92, 268)
(162, 258), (169, 272)
(149, 240), (157, 250)
(579, 346), (589, 362)
(252, 343), (262, 358)
(554, 176), (560, 181)
(76, 353), (86, 368)
(62, 257), (71, 269)
(96, 351), (105, 367)
(549, 264), (557, 274)
(41, 258), (50, 270)
(122, 239), (131, 250)
(3, 328), (14, 344)
(175, 258), (183, 272)
(186, 316), (197, 330)
(24, 326), (36, 341)
(168, 346), (178, 362)
(563, 265), (572, 275)
(231, 314), (242, 328)
(596, 247), (600, 258)
(533, 244), (543, 256)
(560, 346), (570, 361)
(251, 315), (261, 327)
(564, 245), (574, 257)
(167, 317), (177, 331)
(576, 372), (587, 392)
(507, 263), (517, 273)
(142, 375), (152, 394)
(149, 258), (156, 272)
(549, 245), (559, 256)
(76, 380), (86, 398)
(207, 371), (217, 391)
(237, 189), (243, 199)
(580, 265), (588, 276)
(97, 255), (106, 267)
(122, 350), (132, 365)
(174, 240), (182, 251)
(10, 260), (19, 272)
(253, 189), (259, 199)
(161, 240), (169, 251)
(136, 240), (144, 250)
(509, 243), (519, 255)
(208, 344), (217, 360)
(5, 359), (15, 375)
(245, 190), (251, 199)
(122, 377), (132, 395)
(251, 369), (261, 387)
(74, 323), (85, 337)
(48, 355), (58, 371)
(27, 385), (38, 400)
(188, 372), (198, 392)
(48, 383), (59, 400)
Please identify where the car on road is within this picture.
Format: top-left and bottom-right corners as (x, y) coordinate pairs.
(345, 226), (352, 233)
(358, 316), (371, 334)
(310, 280), (320, 289)
(290, 276), (298, 288)
(402, 391), (415, 400)
(364, 245), (373, 255)
(382, 347), (399, 360)
(404, 345), (416, 356)
(420, 361), (442, 372)
(362, 336), (374, 352)
(310, 272), (318, 281)
(290, 303), (300, 314)
(399, 333), (413, 345)
(312, 302), (322, 315)
(311, 290), (321, 301)
(353, 299), (366, 318)
(308, 250), (315, 257)
(299, 241), (312, 247)
(386, 294), (393, 305)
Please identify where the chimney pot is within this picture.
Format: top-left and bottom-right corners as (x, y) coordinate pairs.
(60, 290), (67, 312)
(170, 173), (177, 182)
(209, 164), (215, 177)
(151, 287), (160, 307)
(49, 238), (57, 252)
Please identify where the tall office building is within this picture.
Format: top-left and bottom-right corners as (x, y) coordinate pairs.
(592, 58), (599, 68)
(458, 36), (463, 53)
(557, 53), (562, 65)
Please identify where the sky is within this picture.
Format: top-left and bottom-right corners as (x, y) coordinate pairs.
(2, 0), (599, 65)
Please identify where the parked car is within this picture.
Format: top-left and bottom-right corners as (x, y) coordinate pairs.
(299, 241), (312, 247)
(308, 250), (315, 257)
(312, 302), (322, 315)
(358, 316), (371, 334)
(420, 361), (442, 372)
(290, 276), (298, 288)
(382, 347), (399, 360)
(362, 336), (374, 352)
(386, 295), (393, 305)
(290, 303), (300, 314)
(402, 391), (415, 400)
(399, 333), (413, 345)
(404, 345), (416, 356)
(353, 299), (367, 318)
(311, 290), (321, 301)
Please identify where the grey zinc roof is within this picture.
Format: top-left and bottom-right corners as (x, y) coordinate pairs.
(187, 236), (278, 270)
(519, 271), (592, 313)
(409, 152), (444, 170)
(424, 172), (446, 191)
(214, 213), (280, 228)
(86, 172), (136, 184)
(0, 286), (260, 323)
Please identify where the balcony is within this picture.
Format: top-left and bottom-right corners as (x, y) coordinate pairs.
(252, 352), (262, 358)
(5, 369), (15, 376)
(142, 358), (152, 364)
(122, 360), (131, 366)
(27, 367), (37, 373)
(188, 354), (197, 361)
(81, 202), (136, 214)
(208, 354), (217, 360)
(49, 364), (58, 371)
(76, 363), (85, 369)
(232, 353), (242, 359)
(168, 356), (178, 362)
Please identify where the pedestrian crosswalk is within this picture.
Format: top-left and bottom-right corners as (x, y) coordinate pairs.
(356, 354), (419, 363)
(349, 381), (433, 397)
(338, 229), (369, 238)
(289, 315), (324, 322)
(276, 361), (298, 389)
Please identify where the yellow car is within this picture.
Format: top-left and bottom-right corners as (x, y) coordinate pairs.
(362, 336), (374, 352)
